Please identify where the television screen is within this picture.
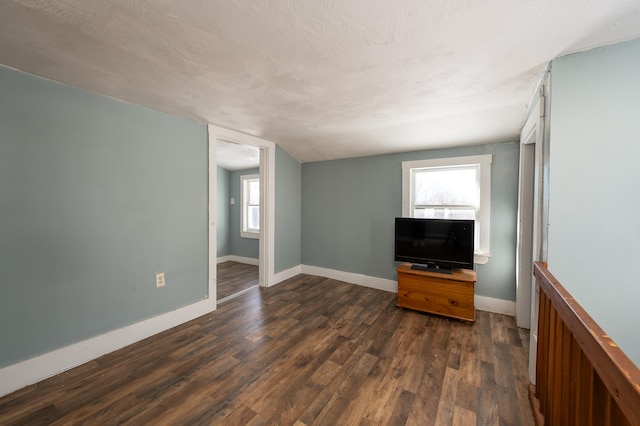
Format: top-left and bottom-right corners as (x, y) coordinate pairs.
(394, 217), (474, 272)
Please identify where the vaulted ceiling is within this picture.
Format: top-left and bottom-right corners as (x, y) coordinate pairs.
(1, 1), (640, 162)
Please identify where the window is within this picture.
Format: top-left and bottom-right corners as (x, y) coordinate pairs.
(241, 174), (260, 239)
(402, 155), (492, 264)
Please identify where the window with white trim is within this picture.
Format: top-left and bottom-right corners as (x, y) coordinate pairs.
(241, 174), (260, 239)
(402, 155), (492, 264)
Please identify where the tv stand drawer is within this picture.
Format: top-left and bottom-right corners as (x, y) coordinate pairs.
(396, 265), (476, 322)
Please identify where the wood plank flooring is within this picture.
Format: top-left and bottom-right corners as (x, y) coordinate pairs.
(217, 261), (259, 300)
(0, 275), (534, 425)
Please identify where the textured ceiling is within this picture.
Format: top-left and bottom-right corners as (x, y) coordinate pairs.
(217, 139), (260, 171)
(1, 1), (640, 162)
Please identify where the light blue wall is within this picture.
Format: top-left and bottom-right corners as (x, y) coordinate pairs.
(228, 168), (260, 259)
(216, 166), (230, 257)
(548, 38), (640, 365)
(0, 66), (208, 368)
(302, 141), (520, 301)
(275, 146), (302, 272)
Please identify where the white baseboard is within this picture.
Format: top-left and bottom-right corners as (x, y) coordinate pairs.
(0, 264), (515, 398)
(475, 294), (515, 316)
(300, 265), (515, 316)
(0, 297), (216, 398)
(301, 265), (398, 293)
(272, 264), (302, 286)
(219, 255), (259, 266)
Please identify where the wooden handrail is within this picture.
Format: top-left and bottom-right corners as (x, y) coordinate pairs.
(532, 262), (640, 425)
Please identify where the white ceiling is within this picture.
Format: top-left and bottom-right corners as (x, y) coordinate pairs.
(217, 139), (260, 171)
(1, 1), (640, 163)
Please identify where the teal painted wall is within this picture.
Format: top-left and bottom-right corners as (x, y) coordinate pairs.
(275, 146), (302, 273)
(216, 166), (230, 257)
(548, 38), (640, 366)
(0, 66), (208, 368)
(302, 141), (520, 301)
(228, 168), (259, 259)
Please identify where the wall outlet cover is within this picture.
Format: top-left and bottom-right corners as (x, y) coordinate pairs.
(155, 272), (165, 287)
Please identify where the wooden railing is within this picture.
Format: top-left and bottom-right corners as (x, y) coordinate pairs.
(530, 262), (640, 426)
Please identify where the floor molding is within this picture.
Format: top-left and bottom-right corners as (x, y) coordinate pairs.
(301, 264), (516, 316)
(0, 276), (533, 424)
(1, 264), (516, 398)
(272, 264), (302, 286)
(301, 265), (398, 293)
(218, 255), (259, 266)
(0, 297), (215, 398)
(475, 294), (516, 316)
(217, 285), (259, 304)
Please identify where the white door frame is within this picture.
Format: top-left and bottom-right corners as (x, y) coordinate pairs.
(516, 95), (544, 328)
(208, 124), (276, 302)
(516, 92), (548, 383)
(208, 128), (218, 302)
(515, 141), (535, 329)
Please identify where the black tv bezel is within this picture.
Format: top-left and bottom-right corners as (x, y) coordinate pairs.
(394, 217), (475, 272)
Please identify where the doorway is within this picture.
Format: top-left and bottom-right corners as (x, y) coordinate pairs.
(207, 124), (276, 306)
(216, 139), (261, 302)
(515, 91), (548, 383)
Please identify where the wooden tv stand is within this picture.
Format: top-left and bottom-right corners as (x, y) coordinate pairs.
(396, 265), (477, 323)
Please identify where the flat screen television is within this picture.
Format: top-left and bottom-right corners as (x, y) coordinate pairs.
(394, 217), (475, 273)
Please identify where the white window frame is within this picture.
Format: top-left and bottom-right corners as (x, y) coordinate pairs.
(240, 174), (260, 239)
(402, 154), (492, 264)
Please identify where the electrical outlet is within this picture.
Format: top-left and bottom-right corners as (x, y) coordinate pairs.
(155, 272), (165, 288)
(230, 197), (235, 205)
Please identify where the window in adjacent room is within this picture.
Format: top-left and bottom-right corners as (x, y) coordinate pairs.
(402, 154), (492, 264)
(241, 174), (260, 239)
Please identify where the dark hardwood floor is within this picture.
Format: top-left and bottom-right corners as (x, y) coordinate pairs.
(217, 261), (259, 301)
(0, 275), (534, 425)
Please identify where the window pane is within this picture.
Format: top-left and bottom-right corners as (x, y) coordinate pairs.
(249, 180), (260, 205)
(413, 207), (476, 220)
(247, 206), (260, 230)
(414, 168), (477, 206)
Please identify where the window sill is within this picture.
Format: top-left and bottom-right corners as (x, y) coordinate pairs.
(241, 231), (259, 239)
(474, 252), (491, 265)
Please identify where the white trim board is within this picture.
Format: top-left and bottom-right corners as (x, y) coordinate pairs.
(2, 253), (263, 398)
(0, 297), (215, 398)
(475, 294), (515, 316)
(301, 265), (515, 315)
(217, 285), (259, 304)
(217, 255), (259, 266)
(2, 253), (267, 398)
(301, 265), (398, 293)
(208, 124), (276, 288)
(273, 265), (302, 286)
(0, 264), (514, 398)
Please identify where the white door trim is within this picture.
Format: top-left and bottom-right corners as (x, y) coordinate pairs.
(208, 127), (218, 303)
(208, 124), (276, 287)
(516, 88), (549, 383)
(515, 142), (535, 328)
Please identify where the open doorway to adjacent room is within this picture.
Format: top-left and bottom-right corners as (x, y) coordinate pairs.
(215, 138), (262, 303)
(515, 91), (549, 383)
